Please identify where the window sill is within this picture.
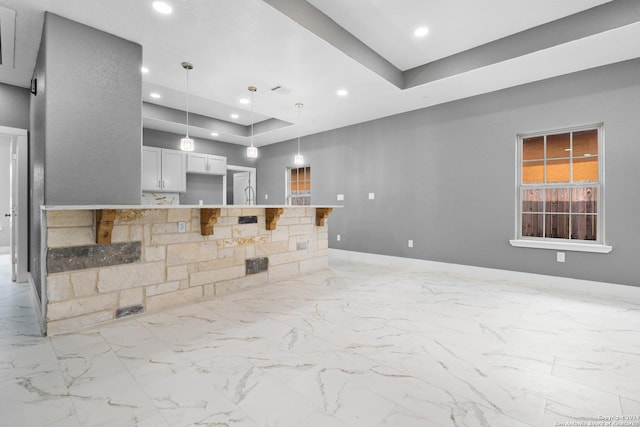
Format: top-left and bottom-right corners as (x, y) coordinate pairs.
(509, 239), (612, 253)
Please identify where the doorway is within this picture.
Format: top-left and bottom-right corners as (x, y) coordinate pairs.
(0, 126), (28, 283)
(224, 165), (257, 205)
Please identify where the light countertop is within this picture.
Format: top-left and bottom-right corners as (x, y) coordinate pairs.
(42, 204), (342, 211)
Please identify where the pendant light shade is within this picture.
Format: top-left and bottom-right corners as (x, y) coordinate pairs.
(180, 137), (194, 152)
(294, 103), (305, 165)
(246, 146), (258, 158)
(246, 86), (258, 158)
(180, 62), (195, 152)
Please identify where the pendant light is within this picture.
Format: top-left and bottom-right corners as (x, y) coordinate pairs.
(246, 86), (258, 158)
(294, 103), (305, 165)
(180, 62), (195, 152)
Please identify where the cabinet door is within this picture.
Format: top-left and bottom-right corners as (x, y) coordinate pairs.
(142, 147), (162, 191)
(161, 149), (187, 192)
(207, 155), (227, 175)
(187, 152), (209, 174)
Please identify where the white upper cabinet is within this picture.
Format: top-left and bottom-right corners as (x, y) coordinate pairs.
(161, 149), (187, 192)
(187, 153), (227, 175)
(187, 152), (209, 174)
(207, 155), (227, 175)
(142, 147), (186, 192)
(142, 147), (162, 191)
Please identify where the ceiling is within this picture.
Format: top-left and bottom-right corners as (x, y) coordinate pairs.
(1, 0), (639, 148)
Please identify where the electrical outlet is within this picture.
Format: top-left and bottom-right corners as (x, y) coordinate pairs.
(337, 194), (344, 201)
(178, 221), (186, 233)
(408, 240), (413, 248)
(265, 194), (269, 200)
(368, 192), (375, 200)
(557, 252), (565, 263)
(337, 234), (341, 242)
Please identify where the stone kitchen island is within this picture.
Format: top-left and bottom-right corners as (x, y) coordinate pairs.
(40, 205), (338, 335)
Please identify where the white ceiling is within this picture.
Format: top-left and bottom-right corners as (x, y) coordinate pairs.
(0, 0), (638, 148)
(306, 0), (613, 70)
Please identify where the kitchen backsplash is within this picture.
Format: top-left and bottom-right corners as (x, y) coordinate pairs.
(141, 192), (180, 205)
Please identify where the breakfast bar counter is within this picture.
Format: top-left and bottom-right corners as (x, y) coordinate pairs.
(40, 205), (338, 334)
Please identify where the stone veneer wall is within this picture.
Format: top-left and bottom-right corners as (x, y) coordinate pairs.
(44, 207), (329, 334)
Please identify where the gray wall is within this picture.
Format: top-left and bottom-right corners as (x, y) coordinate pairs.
(182, 174), (224, 205)
(29, 13), (143, 297)
(257, 59), (640, 287)
(43, 13), (142, 205)
(0, 83), (30, 129)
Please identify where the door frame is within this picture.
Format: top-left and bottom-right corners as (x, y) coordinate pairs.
(0, 126), (28, 283)
(223, 165), (256, 205)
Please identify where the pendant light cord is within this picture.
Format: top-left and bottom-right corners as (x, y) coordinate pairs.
(250, 89), (255, 148)
(186, 67), (190, 137)
(297, 105), (301, 155)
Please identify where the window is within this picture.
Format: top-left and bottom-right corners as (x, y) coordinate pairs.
(286, 166), (311, 205)
(511, 124), (611, 253)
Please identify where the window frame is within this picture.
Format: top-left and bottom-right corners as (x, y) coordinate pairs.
(509, 123), (612, 253)
(285, 165), (311, 206)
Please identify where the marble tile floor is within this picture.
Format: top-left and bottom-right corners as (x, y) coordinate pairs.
(1, 251), (640, 427)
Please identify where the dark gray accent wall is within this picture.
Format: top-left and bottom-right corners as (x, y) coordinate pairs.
(257, 59), (640, 287)
(0, 83), (30, 129)
(43, 13), (142, 205)
(29, 26), (47, 299)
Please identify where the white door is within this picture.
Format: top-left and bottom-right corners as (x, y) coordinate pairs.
(233, 172), (250, 205)
(9, 137), (16, 281)
(0, 127), (28, 283)
(11, 134), (27, 283)
(1, 137), (10, 258)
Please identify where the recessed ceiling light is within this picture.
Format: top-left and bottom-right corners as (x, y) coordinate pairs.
(211, 132), (219, 137)
(337, 89), (348, 97)
(152, 1), (172, 14)
(141, 66), (149, 74)
(150, 92), (161, 99)
(231, 114), (239, 119)
(414, 26), (429, 37)
(239, 98), (250, 104)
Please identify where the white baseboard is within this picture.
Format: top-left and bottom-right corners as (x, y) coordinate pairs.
(27, 272), (46, 336)
(328, 249), (640, 303)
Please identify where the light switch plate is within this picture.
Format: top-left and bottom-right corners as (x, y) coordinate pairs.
(408, 240), (413, 248)
(368, 192), (375, 200)
(557, 251), (565, 262)
(337, 194), (344, 201)
(178, 221), (186, 233)
(265, 194), (269, 200)
(337, 234), (341, 241)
